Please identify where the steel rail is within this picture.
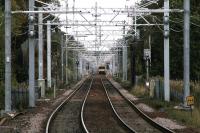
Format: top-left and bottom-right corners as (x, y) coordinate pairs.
(45, 78), (88, 133)
(105, 77), (175, 133)
(101, 78), (136, 133)
(80, 77), (94, 133)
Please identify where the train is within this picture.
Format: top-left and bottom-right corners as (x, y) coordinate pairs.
(98, 66), (106, 75)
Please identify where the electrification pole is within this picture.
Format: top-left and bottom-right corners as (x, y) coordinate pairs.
(122, 25), (127, 81)
(112, 55), (115, 76)
(38, 7), (45, 97)
(61, 34), (64, 83)
(95, 2), (99, 67)
(164, 0), (170, 102)
(149, 35), (151, 64)
(82, 58), (85, 76)
(183, 0), (190, 105)
(47, 21), (52, 88)
(116, 48), (119, 77)
(76, 57), (79, 81)
(146, 59), (149, 83)
(5, 0), (12, 112)
(79, 57), (83, 78)
(65, 0), (68, 85)
(29, 0), (36, 107)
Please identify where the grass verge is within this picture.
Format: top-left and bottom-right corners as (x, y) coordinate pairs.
(131, 84), (200, 129)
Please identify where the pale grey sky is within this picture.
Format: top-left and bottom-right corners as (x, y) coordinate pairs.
(58, 0), (139, 36)
(57, 0), (140, 63)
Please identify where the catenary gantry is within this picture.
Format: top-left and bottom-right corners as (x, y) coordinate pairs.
(4, 0), (190, 112)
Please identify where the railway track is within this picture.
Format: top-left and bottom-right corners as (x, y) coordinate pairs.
(82, 75), (133, 133)
(101, 77), (175, 133)
(46, 75), (174, 133)
(46, 78), (93, 133)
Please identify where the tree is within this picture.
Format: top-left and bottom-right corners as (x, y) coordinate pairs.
(127, 0), (200, 81)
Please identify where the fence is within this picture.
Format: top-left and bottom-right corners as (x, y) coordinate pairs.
(11, 86), (41, 109)
(151, 79), (184, 102)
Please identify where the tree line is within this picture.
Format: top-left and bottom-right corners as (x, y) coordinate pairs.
(126, 0), (200, 85)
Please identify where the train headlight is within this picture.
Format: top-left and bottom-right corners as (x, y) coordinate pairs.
(146, 82), (150, 87)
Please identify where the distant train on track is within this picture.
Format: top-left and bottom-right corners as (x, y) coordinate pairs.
(98, 66), (106, 75)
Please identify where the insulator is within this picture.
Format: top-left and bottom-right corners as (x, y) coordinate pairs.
(163, 16), (169, 24)
(163, 30), (169, 38)
(29, 30), (35, 37)
(29, 15), (35, 23)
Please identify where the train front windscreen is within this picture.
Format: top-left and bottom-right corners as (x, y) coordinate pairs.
(98, 66), (106, 75)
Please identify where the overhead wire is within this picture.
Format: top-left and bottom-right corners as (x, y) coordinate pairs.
(151, 16), (164, 32)
(152, 15), (183, 33)
(12, 31), (28, 36)
(170, 17), (200, 28)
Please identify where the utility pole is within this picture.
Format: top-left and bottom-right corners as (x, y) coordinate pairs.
(47, 21), (52, 88)
(5, 0), (12, 112)
(76, 57), (79, 81)
(73, 51), (76, 81)
(112, 55), (115, 76)
(38, 7), (45, 98)
(82, 58), (85, 76)
(65, 0), (68, 85)
(164, 0), (170, 102)
(146, 59), (149, 83)
(95, 2), (99, 67)
(99, 26), (102, 46)
(122, 24), (127, 81)
(116, 48), (119, 77)
(29, 0), (36, 107)
(65, 41), (68, 85)
(79, 57), (83, 78)
(144, 49), (150, 86)
(149, 35), (151, 64)
(183, 0), (190, 105)
(61, 34), (64, 83)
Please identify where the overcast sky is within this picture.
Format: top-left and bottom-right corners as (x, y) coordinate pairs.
(58, 0), (139, 32)
(56, 0), (140, 63)
(59, 0), (139, 8)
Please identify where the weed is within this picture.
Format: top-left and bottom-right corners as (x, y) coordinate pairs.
(130, 85), (148, 98)
(168, 107), (200, 128)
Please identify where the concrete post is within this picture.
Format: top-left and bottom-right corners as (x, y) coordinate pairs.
(73, 51), (76, 81)
(38, 7), (45, 98)
(116, 49), (119, 77)
(122, 46), (128, 81)
(65, 0), (69, 85)
(164, 0), (170, 102)
(82, 59), (85, 76)
(183, 0), (190, 105)
(28, 0), (36, 107)
(65, 42), (68, 85)
(5, 0), (12, 112)
(146, 59), (149, 83)
(112, 55), (115, 76)
(61, 35), (64, 83)
(122, 25), (127, 81)
(149, 35), (151, 64)
(79, 57), (83, 78)
(47, 21), (52, 88)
